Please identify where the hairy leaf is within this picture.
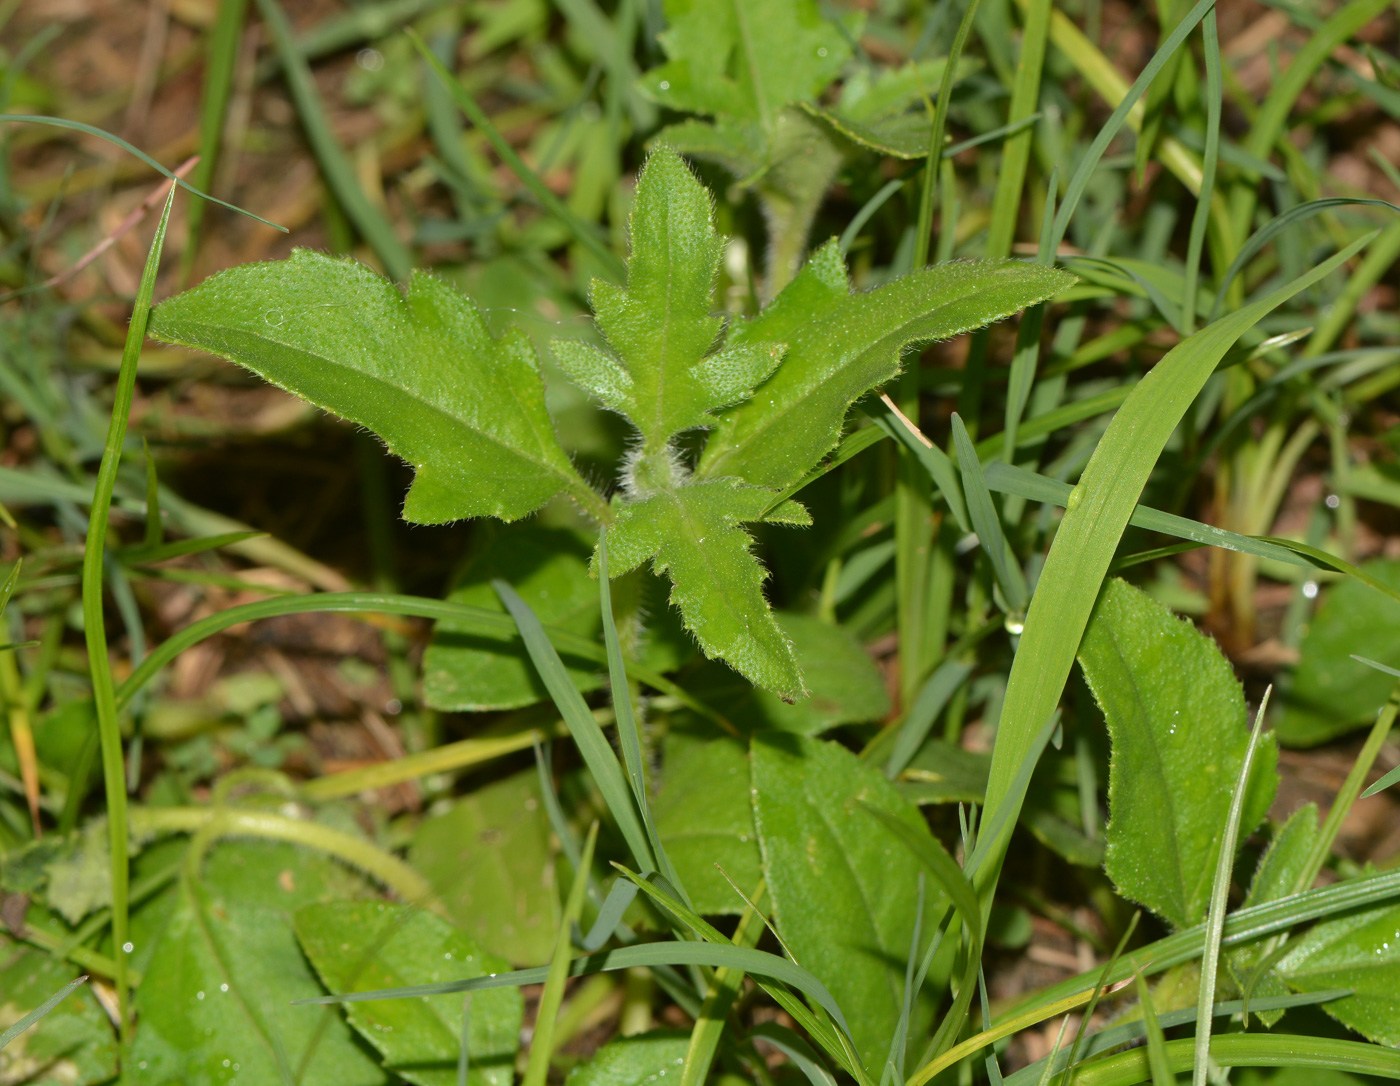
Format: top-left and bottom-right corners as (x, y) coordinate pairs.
(653, 723), (761, 915)
(638, 0), (854, 129)
(565, 1031), (689, 1086)
(295, 902), (521, 1086)
(555, 149), (783, 451)
(1277, 560), (1400, 746)
(684, 612), (890, 735)
(1078, 578), (1278, 931)
(1278, 890), (1400, 1046)
(698, 247), (1077, 489)
(129, 841), (383, 1086)
(751, 732), (947, 1074)
(410, 769), (561, 966)
(148, 248), (594, 524)
(603, 479), (812, 699)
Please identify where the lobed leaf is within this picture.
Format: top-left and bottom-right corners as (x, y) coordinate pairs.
(1078, 579), (1277, 931)
(556, 149), (783, 452)
(602, 479), (812, 700)
(698, 247), (1076, 489)
(637, 0), (855, 130)
(148, 248), (597, 525)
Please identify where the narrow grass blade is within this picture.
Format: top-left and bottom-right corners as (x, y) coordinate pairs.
(598, 531), (684, 895)
(1180, 8), (1220, 336)
(0, 115), (282, 228)
(841, 178), (905, 254)
(523, 822), (597, 1086)
(182, 0), (250, 276)
(252, 0), (412, 280)
(983, 462), (1316, 569)
(976, 233), (1375, 909)
(1047, 0), (1215, 253)
(984, 0), (1050, 261)
(494, 579), (654, 871)
(885, 658), (974, 778)
(0, 975), (88, 1051)
(680, 886), (768, 1086)
(869, 398), (970, 532)
(113, 591), (725, 727)
(1035, 1033), (1400, 1084)
(118, 530), (264, 565)
(81, 185), (177, 1045)
(1196, 691), (1267, 1086)
(912, 0), (983, 268)
(953, 413), (1027, 610)
(1136, 972), (1171, 1086)
(1209, 197), (1400, 320)
(457, 995), (471, 1086)
(751, 1023), (837, 1086)
(1295, 682), (1399, 886)
(408, 29), (625, 281)
(1008, 989), (1354, 1085)
(1062, 912), (1140, 1085)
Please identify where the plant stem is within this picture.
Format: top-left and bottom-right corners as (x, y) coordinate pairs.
(80, 185), (176, 1050)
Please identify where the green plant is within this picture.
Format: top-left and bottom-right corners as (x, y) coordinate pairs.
(4, 0), (1400, 1084)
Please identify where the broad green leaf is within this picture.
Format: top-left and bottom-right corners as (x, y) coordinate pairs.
(554, 148), (783, 453)
(129, 840), (385, 1086)
(1078, 578), (1277, 931)
(1278, 888), (1400, 1046)
(637, 0), (854, 129)
(1230, 804), (1321, 1027)
(295, 901), (521, 1086)
(423, 525), (601, 712)
(566, 1031), (689, 1086)
(148, 248), (598, 525)
(751, 731), (946, 1073)
(683, 612), (890, 735)
(603, 479), (812, 699)
(698, 247), (1077, 489)
(0, 938), (117, 1085)
(409, 769), (561, 965)
(1277, 560), (1400, 746)
(653, 722), (761, 915)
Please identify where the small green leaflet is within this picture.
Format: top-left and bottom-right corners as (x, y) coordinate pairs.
(148, 249), (596, 525)
(295, 902), (522, 1086)
(1078, 579), (1277, 931)
(638, 0), (855, 129)
(553, 149), (784, 456)
(604, 478), (812, 700)
(698, 245), (1077, 489)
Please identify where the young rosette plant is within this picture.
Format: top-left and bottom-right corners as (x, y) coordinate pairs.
(147, 148), (1072, 701)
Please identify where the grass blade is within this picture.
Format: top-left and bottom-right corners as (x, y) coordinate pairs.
(1061, 912), (1140, 1085)
(494, 579), (654, 871)
(0, 975), (89, 1052)
(871, 398), (970, 533)
(750, 1023), (837, 1086)
(1193, 687), (1268, 1086)
(181, 0), (249, 278)
(81, 184), (177, 1047)
(0, 115), (282, 229)
(984, 0), (1050, 261)
(953, 412), (1028, 611)
(523, 822), (597, 1086)
(976, 232), (1375, 909)
(1180, 8), (1220, 336)
(407, 29), (625, 282)
(252, 0), (412, 281)
(598, 531), (683, 894)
